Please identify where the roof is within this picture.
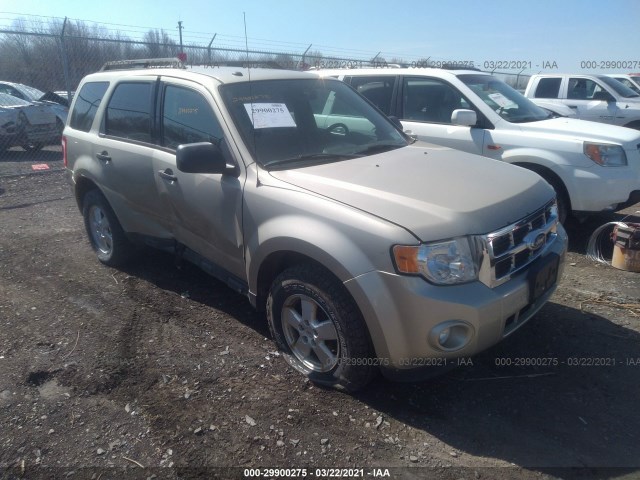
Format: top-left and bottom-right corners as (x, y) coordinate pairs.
(83, 65), (324, 86)
(313, 67), (487, 78)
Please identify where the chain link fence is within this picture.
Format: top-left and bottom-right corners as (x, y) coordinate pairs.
(0, 20), (532, 95)
(0, 21), (530, 164)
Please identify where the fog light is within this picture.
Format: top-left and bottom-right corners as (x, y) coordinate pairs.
(429, 321), (474, 352)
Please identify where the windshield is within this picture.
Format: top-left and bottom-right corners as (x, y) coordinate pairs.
(598, 75), (640, 98)
(0, 93), (31, 107)
(613, 77), (640, 94)
(15, 83), (44, 101)
(220, 78), (408, 168)
(458, 74), (551, 123)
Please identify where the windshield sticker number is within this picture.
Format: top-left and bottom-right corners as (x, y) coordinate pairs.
(488, 92), (516, 109)
(244, 103), (296, 129)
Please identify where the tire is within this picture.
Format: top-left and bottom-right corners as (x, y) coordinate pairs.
(267, 264), (376, 392)
(539, 173), (569, 224)
(82, 189), (134, 267)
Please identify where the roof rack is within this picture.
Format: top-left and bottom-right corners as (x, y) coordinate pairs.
(100, 58), (185, 71)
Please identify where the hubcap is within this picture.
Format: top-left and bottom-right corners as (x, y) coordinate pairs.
(89, 205), (112, 255)
(281, 294), (339, 372)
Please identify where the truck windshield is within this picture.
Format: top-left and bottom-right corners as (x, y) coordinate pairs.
(458, 74), (551, 123)
(220, 78), (408, 168)
(597, 76), (640, 98)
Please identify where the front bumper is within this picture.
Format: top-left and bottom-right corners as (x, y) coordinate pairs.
(560, 159), (640, 213)
(343, 224), (568, 380)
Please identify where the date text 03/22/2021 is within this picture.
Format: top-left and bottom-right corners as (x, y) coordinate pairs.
(243, 468), (391, 478)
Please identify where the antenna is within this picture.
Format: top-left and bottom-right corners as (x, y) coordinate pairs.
(244, 12), (260, 181)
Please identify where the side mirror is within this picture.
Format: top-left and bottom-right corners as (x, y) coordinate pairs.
(176, 142), (232, 174)
(451, 109), (477, 127)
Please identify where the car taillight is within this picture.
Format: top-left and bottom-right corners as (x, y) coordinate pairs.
(62, 135), (67, 167)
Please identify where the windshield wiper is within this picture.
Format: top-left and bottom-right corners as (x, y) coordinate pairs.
(264, 152), (358, 169)
(353, 143), (404, 156)
(510, 116), (547, 123)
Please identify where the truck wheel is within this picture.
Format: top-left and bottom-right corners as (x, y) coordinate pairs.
(267, 264), (376, 392)
(82, 189), (134, 267)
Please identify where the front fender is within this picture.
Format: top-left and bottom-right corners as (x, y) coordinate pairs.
(246, 213), (406, 292)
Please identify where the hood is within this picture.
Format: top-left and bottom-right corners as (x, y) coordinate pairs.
(618, 96), (640, 104)
(268, 143), (554, 241)
(516, 117), (640, 147)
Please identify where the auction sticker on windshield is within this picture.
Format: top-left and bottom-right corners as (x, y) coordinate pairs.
(244, 103), (296, 129)
(488, 92), (517, 109)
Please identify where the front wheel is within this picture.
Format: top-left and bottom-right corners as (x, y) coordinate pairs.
(540, 174), (569, 224)
(267, 264), (376, 392)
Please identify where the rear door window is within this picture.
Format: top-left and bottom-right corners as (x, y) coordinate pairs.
(104, 82), (153, 142)
(69, 81), (109, 132)
(534, 78), (562, 98)
(348, 76), (396, 115)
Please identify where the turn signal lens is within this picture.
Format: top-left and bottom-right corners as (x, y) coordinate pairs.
(392, 245), (420, 274)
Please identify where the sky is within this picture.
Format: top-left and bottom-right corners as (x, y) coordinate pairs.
(0, 0), (638, 74)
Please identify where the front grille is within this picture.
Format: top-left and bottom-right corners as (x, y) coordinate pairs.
(478, 200), (558, 288)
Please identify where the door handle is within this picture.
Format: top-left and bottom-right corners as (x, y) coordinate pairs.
(96, 151), (111, 163)
(567, 105), (578, 109)
(158, 169), (178, 182)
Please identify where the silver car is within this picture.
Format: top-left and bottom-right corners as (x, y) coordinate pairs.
(0, 93), (59, 151)
(64, 62), (567, 391)
(0, 81), (69, 136)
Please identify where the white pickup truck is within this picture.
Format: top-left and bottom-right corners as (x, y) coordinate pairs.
(317, 68), (640, 222)
(524, 73), (640, 129)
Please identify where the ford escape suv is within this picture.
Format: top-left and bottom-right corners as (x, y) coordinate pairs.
(64, 60), (567, 391)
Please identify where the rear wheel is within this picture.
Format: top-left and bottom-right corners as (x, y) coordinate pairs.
(82, 189), (134, 267)
(267, 264), (376, 392)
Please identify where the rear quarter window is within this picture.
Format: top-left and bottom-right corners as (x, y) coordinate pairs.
(69, 81), (109, 132)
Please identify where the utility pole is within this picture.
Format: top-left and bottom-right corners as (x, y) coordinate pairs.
(177, 21), (184, 50)
(177, 21), (186, 62)
(60, 17), (72, 104)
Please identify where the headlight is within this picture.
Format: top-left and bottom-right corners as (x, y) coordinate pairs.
(393, 237), (479, 285)
(584, 142), (627, 166)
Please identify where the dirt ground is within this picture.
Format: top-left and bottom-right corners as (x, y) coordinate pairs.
(1, 147), (639, 480)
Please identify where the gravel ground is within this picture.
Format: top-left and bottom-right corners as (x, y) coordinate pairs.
(1, 148), (639, 480)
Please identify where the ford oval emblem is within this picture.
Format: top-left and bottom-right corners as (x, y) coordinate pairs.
(524, 230), (546, 251)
